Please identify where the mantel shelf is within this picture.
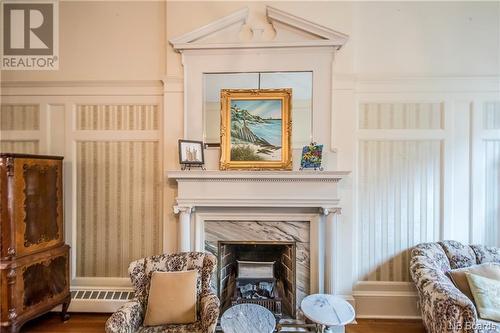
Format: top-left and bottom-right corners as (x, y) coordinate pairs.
(167, 170), (351, 182)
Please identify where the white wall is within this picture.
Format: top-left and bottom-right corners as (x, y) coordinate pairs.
(1, 0), (499, 318)
(1, 1), (165, 81)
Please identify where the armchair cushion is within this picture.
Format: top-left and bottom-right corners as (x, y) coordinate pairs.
(466, 273), (500, 322)
(448, 263), (500, 301)
(143, 271), (198, 326)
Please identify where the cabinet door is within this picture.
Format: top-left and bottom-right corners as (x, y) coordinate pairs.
(13, 158), (64, 257)
(0, 246), (70, 324)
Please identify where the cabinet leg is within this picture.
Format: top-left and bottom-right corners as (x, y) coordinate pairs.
(60, 297), (71, 321)
(6, 325), (20, 333)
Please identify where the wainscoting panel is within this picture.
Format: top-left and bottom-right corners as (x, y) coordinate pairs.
(359, 103), (443, 130)
(76, 104), (159, 131)
(485, 140), (500, 246)
(0, 104), (39, 130)
(358, 140), (441, 282)
(76, 141), (161, 277)
(484, 102), (500, 129)
(0, 104), (40, 154)
(0, 141), (39, 154)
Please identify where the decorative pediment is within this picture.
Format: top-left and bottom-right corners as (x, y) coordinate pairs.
(169, 6), (348, 51)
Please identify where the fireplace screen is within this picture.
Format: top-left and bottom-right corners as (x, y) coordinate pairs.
(217, 241), (296, 318)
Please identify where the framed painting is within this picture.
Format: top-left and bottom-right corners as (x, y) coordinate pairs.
(178, 139), (204, 165)
(220, 89), (292, 170)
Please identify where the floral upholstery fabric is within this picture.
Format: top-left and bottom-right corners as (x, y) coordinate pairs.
(439, 240), (478, 269)
(105, 252), (220, 333)
(471, 245), (500, 265)
(410, 241), (500, 333)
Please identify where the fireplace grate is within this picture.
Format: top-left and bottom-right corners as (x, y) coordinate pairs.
(231, 298), (282, 318)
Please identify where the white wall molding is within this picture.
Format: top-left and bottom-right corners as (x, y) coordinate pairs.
(333, 75), (500, 93)
(353, 282), (419, 318)
(1, 80), (163, 96)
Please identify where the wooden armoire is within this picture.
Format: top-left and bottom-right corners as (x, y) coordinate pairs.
(0, 154), (70, 333)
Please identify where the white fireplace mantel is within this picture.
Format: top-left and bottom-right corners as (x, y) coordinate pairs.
(167, 170), (350, 208)
(167, 170), (350, 295)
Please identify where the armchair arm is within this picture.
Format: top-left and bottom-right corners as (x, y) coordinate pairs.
(105, 298), (145, 333)
(200, 292), (220, 333)
(411, 258), (477, 333)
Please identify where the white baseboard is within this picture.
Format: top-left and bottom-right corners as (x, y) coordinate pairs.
(352, 281), (421, 319)
(55, 283), (422, 319)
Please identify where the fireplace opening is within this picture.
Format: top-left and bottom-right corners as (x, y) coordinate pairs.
(217, 241), (296, 319)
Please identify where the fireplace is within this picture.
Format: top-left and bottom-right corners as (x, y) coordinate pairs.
(217, 241), (296, 318)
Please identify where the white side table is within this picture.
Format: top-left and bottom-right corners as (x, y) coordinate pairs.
(221, 303), (276, 333)
(301, 294), (355, 333)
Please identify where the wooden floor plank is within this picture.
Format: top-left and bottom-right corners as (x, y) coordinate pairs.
(19, 313), (426, 333)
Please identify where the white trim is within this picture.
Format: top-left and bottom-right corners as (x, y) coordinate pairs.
(169, 6), (348, 51)
(1, 80), (163, 96)
(353, 282), (420, 318)
(334, 75), (500, 93)
(266, 6), (349, 48)
(167, 170), (349, 181)
(169, 7), (249, 46)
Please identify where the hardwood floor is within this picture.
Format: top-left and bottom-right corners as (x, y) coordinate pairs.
(19, 313), (426, 333)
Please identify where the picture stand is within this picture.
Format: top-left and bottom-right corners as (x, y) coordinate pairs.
(181, 163), (206, 171)
(299, 166), (324, 171)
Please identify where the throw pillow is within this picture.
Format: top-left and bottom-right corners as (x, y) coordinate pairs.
(143, 270), (198, 326)
(448, 263), (500, 301)
(466, 273), (500, 322)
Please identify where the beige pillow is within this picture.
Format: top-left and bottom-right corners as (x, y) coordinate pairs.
(143, 270), (198, 326)
(466, 273), (500, 322)
(448, 263), (500, 301)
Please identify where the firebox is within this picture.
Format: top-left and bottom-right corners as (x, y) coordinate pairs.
(217, 241), (296, 318)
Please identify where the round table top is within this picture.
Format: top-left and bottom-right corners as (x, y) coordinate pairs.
(220, 303), (276, 333)
(300, 294), (355, 326)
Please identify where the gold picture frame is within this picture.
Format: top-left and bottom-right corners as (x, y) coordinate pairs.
(220, 89), (292, 170)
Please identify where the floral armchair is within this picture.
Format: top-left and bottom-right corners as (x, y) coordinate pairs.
(410, 241), (500, 333)
(105, 252), (220, 333)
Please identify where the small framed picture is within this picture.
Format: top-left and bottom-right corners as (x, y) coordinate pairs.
(178, 139), (205, 165)
(300, 143), (323, 170)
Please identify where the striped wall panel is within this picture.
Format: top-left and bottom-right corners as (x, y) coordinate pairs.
(0, 141), (39, 154)
(358, 140), (441, 282)
(0, 104), (39, 130)
(484, 102), (500, 130)
(359, 103), (443, 129)
(76, 104), (159, 130)
(76, 141), (161, 277)
(485, 140), (500, 246)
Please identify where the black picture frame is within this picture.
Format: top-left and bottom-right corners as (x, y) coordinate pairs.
(178, 139), (205, 166)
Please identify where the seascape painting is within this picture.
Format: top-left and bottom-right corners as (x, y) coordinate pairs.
(220, 89), (292, 170)
(230, 99), (282, 161)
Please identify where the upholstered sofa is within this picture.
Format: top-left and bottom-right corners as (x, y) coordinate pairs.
(410, 240), (500, 333)
(105, 252), (220, 333)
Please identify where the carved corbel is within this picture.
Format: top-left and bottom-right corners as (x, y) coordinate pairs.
(319, 207), (342, 216)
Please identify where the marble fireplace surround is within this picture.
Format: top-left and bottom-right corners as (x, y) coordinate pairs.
(167, 170), (349, 296)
